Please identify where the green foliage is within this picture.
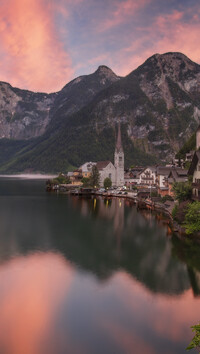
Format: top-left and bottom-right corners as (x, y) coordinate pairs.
(184, 202), (200, 235)
(104, 177), (112, 189)
(187, 323), (200, 352)
(90, 165), (100, 188)
(162, 195), (174, 203)
(52, 173), (70, 185)
(151, 190), (159, 197)
(176, 133), (196, 159)
(173, 201), (190, 224)
(172, 181), (192, 203)
(172, 204), (178, 220)
(81, 177), (90, 187)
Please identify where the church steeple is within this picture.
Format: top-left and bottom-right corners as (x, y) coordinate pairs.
(116, 123), (123, 153)
(114, 122), (124, 186)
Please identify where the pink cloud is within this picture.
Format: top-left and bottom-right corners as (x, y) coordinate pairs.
(98, 0), (151, 32)
(113, 9), (200, 76)
(0, 0), (74, 92)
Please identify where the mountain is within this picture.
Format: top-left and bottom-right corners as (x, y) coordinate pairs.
(0, 52), (200, 173)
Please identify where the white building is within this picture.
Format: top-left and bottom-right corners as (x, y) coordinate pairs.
(138, 167), (156, 186)
(96, 123), (125, 187)
(96, 161), (116, 186)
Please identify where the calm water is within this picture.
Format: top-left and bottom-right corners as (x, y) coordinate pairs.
(0, 177), (199, 354)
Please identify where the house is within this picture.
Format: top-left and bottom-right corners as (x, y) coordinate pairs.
(124, 168), (143, 187)
(167, 168), (188, 197)
(156, 166), (172, 196)
(80, 162), (96, 178)
(138, 167), (156, 186)
(188, 151), (200, 201)
(70, 168), (83, 185)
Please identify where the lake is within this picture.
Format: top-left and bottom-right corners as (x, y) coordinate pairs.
(0, 177), (199, 354)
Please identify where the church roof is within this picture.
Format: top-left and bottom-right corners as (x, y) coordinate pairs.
(96, 161), (112, 170)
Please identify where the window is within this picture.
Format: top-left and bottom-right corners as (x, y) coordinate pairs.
(109, 173), (112, 179)
(119, 156), (122, 162)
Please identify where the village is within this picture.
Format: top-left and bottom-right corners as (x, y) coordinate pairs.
(48, 124), (200, 204)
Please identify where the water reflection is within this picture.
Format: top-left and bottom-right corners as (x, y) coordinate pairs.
(0, 252), (73, 354)
(0, 179), (199, 354)
(66, 196), (190, 295)
(0, 252), (199, 354)
(0, 185), (192, 295)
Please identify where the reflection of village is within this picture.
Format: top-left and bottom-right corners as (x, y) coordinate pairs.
(70, 193), (200, 296)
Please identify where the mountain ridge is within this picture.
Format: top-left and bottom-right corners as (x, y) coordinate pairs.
(0, 51), (200, 173)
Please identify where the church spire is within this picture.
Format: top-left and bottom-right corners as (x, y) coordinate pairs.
(116, 123), (123, 152)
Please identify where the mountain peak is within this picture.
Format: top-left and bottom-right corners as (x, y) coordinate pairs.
(95, 65), (118, 78)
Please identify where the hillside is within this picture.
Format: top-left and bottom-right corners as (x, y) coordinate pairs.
(0, 52), (200, 173)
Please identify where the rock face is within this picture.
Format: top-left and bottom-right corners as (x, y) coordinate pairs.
(0, 52), (200, 172)
(0, 82), (56, 139)
(0, 65), (119, 140)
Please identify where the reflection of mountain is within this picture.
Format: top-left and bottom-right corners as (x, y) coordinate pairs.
(0, 180), (191, 295)
(172, 236), (200, 296)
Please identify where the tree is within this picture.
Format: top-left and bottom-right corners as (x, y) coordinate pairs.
(90, 165), (100, 188)
(172, 181), (192, 203)
(52, 173), (71, 184)
(187, 323), (200, 352)
(184, 201), (200, 235)
(81, 177), (90, 187)
(104, 177), (112, 189)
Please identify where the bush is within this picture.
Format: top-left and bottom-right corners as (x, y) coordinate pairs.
(104, 177), (112, 189)
(187, 323), (200, 351)
(172, 201), (189, 224)
(184, 201), (200, 235)
(81, 177), (90, 187)
(172, 204), (178, 220)
(172, 181), (192, 203)
(162, 195), (174, 203)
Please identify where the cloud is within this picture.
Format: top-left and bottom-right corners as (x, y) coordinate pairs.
(112, 9), (200, 76)
(0, 0), (74, 92)
(98, 0), (151, 32)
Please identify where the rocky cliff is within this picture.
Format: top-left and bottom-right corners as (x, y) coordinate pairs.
(0, 52), (199, 172)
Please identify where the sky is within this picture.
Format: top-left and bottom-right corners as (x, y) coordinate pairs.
(0, 0), (200, 93)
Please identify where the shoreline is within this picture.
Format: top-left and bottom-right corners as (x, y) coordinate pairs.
(46, 185), (200, 240)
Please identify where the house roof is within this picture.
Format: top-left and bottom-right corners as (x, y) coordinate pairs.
(156, 166), (172, 175)
(139, 166), (156, 175)
(96, 161), (112, 170)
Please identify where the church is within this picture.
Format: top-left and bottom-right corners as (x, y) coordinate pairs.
(96, 124), (125, 187)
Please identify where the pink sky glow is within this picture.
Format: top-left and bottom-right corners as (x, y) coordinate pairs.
(0, 0), (200, 92)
